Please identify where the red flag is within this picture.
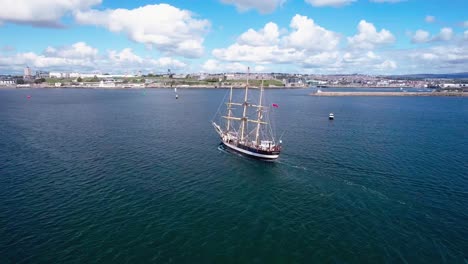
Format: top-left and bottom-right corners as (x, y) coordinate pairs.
(272, 103), (279, 108)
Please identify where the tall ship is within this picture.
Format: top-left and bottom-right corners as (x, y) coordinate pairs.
(212, 68), (282, 159)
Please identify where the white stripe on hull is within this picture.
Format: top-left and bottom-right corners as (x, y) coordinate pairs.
(222, 141), (279, 159)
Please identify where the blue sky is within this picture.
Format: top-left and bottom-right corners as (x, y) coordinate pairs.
(0, 0), (467, 75)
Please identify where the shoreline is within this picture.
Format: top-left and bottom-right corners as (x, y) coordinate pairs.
(311, 91), (467, 97)
(0, 85), (303, 89)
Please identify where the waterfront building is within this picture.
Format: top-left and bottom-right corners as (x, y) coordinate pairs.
(23, 66), (32, 79)
(0, 79), (15, 86)
(35, 70), (49, 79)
(49, 72), (68, 78)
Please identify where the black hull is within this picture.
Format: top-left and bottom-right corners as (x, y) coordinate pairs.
(221, 140), (280, 160)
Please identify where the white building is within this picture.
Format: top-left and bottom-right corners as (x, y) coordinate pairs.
(99, 80), (116, 88)
(49, 72), (68, 78)
(442, 83), (462, 88)
(0, 80), (15, 85)
(23, 67), (32, 79)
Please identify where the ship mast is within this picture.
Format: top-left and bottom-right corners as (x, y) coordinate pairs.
(239, 67), (250, 142)
(226, 86), (233, 131)
(255, 79), (264, 145)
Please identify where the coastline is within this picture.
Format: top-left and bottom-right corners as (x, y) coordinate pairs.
(0, 84), (300, 89)
(310, 91), (467, 97)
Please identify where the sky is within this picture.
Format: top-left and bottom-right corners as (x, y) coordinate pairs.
(0, 0), (467, 75)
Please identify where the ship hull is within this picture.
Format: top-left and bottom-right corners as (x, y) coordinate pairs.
(221, 140), (280, 159)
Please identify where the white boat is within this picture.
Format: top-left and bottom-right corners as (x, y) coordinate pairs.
(212, 68), (281, 160)
(329, 113), (334, 120)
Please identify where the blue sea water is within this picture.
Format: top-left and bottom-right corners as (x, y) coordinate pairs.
(0, 88), (467, 263)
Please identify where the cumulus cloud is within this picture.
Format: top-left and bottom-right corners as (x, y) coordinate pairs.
(0, 0), (101, 27)
(44, 42), (98, 59)
(0, 42), (187, 73)
(300, 51), (340, 68)
(376, 60), (397, 70)
(304, 0), (356, 7)
(220, 0), (285, 13)
(411, 27), (456, 44)
(408, 45), (468, 69)
(202, 59), (250, 73)
(411, 30), (430, 43)
(150, 57), (187, 69)
(343, 51), (380, 64)
(238, 22), (280, 46)
(425, 15), (435, 23)
(434, 27), (453, 41)
(348, 20), (395, 49)
(212, 15), (340, 65)
(0, 51), (95, 70)
(284, 15), (340, 51)
(201, 59), (269, 73)
(106, 48), (187, 70)
(210, 14), (401, 73)
(75, 4), (210, 58)
(108, 48), (143, 64)
(212, 44), (301, 63)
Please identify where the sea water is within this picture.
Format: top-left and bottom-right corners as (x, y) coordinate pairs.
(0, 88), (466, 262)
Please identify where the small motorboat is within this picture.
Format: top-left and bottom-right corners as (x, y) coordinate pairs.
(329, 113), (334, 120)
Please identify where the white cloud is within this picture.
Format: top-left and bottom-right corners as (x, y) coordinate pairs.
(411, 30), (430, 43)
(464, 30), (468, 40)
(376, 60), (397, 70)
(0, 0), (101, 27)
(425, 15), (436, 23)
(408, 45), (468, 66)
(238, 22), (280, 46)
(304, 0), (356, 7)
(220, 0), (285, 13)
(284, 15), (340, 51)
(212, 44), (301, 63)
(343, 51), (380, 63)
(201, 59), (251, 73)
(0, 51), (94, 70)
(44, 42), (98, 59)
(0, 42), (187, 73)
(106, 48), (187, 70)
(463, 21), (468, 27)
(210, 15), (402, 73)
(150, 57), (187, 69)
(108, 48), (143, 64)
(75, 4), (210, 58)
(254, 65), (267, 72)
(212, 15), (340, 65)
(348, 20), (395, 49)
(201, 59), (220, 72)
(435, 27), (453, 41)
(300, 51), (340, 68)
(411, 27), (457, 44)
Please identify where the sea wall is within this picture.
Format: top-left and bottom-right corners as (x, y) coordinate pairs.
(311, 92), (467, 97)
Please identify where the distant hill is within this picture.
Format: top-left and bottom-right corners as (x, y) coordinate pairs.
(388, 72), (468, 79)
